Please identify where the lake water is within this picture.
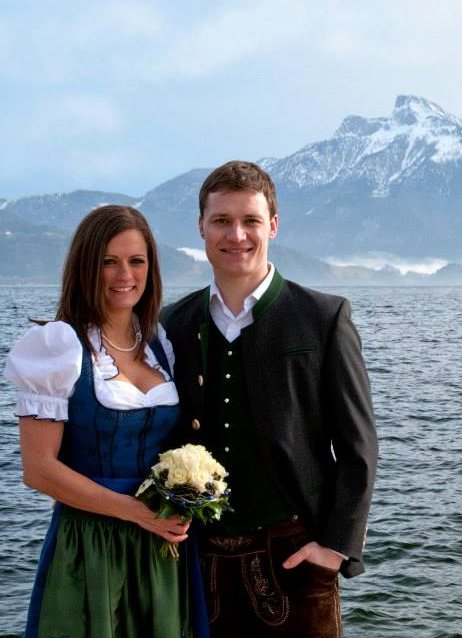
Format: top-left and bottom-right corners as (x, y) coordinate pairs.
(0, 285), (461, 637)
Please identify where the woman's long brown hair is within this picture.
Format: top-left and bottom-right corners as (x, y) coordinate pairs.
(56, 205), (162, 358)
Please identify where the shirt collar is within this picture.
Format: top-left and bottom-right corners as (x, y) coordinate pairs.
(209, 263), (275, 315)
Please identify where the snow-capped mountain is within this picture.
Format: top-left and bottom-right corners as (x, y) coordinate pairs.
(135, 94), (462, 258)
(258, 95), (462, 259)
(2, 95), (462, 261)
(268, 95), (462, 197)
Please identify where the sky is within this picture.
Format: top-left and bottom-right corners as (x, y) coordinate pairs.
(2, 0), (462, 200)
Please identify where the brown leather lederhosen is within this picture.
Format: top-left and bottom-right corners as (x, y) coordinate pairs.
(200, 518), (342, 638)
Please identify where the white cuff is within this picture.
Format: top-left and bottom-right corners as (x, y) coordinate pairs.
(16, 391), (68, 422)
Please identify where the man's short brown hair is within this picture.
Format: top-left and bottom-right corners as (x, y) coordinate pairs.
(199, 160), (277, 218)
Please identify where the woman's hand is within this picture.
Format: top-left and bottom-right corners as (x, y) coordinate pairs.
(19, 417), (189, 542)
(121, 496), (191, 542)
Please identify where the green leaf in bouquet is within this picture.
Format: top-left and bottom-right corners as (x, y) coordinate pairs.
(157, 501), (180, 519)
(135, 484), (161, 511)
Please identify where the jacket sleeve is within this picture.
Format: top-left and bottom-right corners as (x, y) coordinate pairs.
(319, 299), (378, 568)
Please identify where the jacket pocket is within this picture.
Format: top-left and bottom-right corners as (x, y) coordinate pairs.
(282, 345), (316, 357)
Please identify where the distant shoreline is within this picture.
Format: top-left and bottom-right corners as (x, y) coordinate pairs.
(1, 282), (462, 288)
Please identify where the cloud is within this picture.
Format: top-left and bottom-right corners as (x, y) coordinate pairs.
(23, 93), (123, 144)
(98, 1), (163, 37)
(315, 0), (462, 69)
(65, 147), (143, 186)
(0, 0), (163, 85)
(0, 91), (126, 189)
(0, 0), (316, 84)
(326, 253), (448, 275)
(2, 0), (462, 199)
(154, 0), (312, 78)
(177, 248), (208, 262)
(3, 0), (462, 87)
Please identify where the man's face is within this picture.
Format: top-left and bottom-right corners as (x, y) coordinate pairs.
(199, 189), (278, 283)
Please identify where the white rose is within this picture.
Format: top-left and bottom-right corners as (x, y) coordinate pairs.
(189, 469), (211, 493)
(153, 460), (171, 478)
(210, 479), (227, 496)
(153, 444), (229, 493)
(165, 466), (189, 487)
(157, 450), (173, 464)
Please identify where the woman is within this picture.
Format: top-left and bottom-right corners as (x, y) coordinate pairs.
(5, 205), (197, 637)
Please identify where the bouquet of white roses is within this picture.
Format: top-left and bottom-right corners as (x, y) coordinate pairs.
(135, 444), (232, 558)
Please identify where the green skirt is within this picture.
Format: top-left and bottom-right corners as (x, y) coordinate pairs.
(36, 506), (191, 638)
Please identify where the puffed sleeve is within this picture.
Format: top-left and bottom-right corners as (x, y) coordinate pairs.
(3, 321), (83, 422)
(157, 322), (175, 375)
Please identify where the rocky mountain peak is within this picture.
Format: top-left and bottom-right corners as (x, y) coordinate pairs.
(334, 114), (386, 138)
(334, 95), (461, 139)
(3, 96), (462, 266)
(393, 94), (447, 125)
(258, 157), (280, 171)
(268, 95), (462, 196)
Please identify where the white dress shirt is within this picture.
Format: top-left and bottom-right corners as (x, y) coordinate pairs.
(209, 263), (275, 342)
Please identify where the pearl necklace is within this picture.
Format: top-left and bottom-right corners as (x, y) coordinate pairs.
(101, 330), (140, 352)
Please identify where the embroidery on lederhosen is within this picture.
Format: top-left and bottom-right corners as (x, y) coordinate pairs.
(208, 535), (253, 550)
(202, 535), (256, 624)
(241, 551), (289, 626)
(201, 554), (220, 623)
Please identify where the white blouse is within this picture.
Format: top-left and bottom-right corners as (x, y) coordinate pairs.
(4, 321), (179, 422)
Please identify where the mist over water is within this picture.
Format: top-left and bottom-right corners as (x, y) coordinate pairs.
(325, 254), (450, 275)
(0, 285), (461, 637)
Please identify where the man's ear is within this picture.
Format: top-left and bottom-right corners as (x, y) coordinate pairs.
(269, 214), (278, 239)
(198, 215), (205, 238)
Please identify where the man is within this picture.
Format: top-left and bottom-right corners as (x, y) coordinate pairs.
(161, 160), (378, 637)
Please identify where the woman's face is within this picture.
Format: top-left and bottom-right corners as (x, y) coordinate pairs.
(101, 229), (149, 315)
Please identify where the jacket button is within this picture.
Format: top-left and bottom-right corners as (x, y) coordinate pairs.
(198, 374), (204, 386)
(192, 418), (201, 431)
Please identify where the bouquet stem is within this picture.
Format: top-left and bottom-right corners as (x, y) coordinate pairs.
(160, 541), (180, 560)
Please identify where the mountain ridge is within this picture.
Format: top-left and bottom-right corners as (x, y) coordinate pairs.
(2, 95), (462, 281)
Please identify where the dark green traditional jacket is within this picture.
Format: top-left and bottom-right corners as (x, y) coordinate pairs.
(161, 270), (378, 578)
